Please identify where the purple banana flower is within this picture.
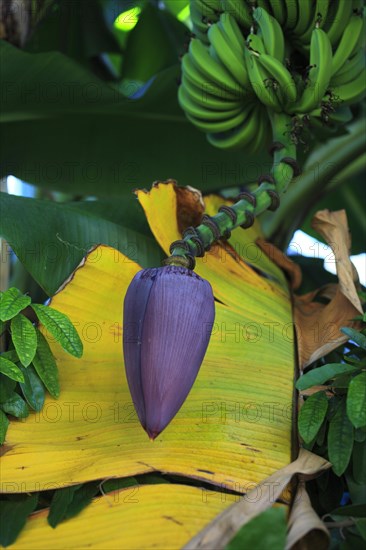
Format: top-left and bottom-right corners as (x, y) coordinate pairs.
(123, 265), (215, 439)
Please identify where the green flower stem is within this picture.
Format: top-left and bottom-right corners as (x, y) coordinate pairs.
(263, 117), (365, 247)
(166, 112), (297, 269)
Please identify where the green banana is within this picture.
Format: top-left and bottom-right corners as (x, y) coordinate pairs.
(249, 106), (271, 153)
(186, 107), (251, 133)
(219, 0), (253, 28)
(182, 53), (242, 102)
(245, 44), (283, 111)
(331, 14), (364, 76)
(253, 6), (285, 62)
(310, 105), (353, 124)
(298, 0), (330, 44)
(178, 86), (242, 121)
(330, 49), (366, 87)
(290, 27), (333, 114)
(292, 0), (313, 36)
(329, 68), (366, 105)
(181, 74), (242, 111)
(207, 104), (259, 150)
(246, 32), (266, 55)
(256, 52), (297, 104)
(284, 0), (298, 29)
(323, 0), (353, 47)
(218, 12), (246, 55)
(208, 21), (250, 88)
(188, 39), (241, 95)
(268, 0), (286, 25)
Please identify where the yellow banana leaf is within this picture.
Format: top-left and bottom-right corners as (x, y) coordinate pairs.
(9, 485), (236, 550)
(1, 182), (296, 547)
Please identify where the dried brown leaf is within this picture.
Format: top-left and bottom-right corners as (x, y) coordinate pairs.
(184, 449), (331, 550)
(286, 482), (329, 550)
(257, 238), (302, 290)
(294, 210), (362, 369)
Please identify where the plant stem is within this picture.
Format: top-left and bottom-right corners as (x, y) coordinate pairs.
(166, 112), (297, 269)
(262, 118), (365, 248)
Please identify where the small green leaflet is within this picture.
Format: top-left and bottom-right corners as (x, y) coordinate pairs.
(48, 482), (99, 528)
(0, 409), (9, 444)
(0, 356), (24, 383)
(341, 327), (366, 350)
(10, 313), (37, 367)
(226, 507), (287, 550)
(19, 365), (45, 411)
(48, 485), (82, 528)
(352, 441), (366, 484)
(0, 374), (16, 403)
(296, 363), (359, 390)
(328, 400), (354, 476)
(0, 393), (29, 418)
(347, 372), (366, 428)
(330, 503), (366, 517)
(32, 330), (60, 398)
(0, 288), (31, 322)
(31, 304), (83, 358)
(298, 391), (328, 444)
(0, 494), (38, 547)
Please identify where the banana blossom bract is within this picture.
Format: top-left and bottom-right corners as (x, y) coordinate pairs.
(123, 265), (215, 439)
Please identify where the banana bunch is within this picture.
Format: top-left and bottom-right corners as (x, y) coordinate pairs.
(182, 0), (365, 152)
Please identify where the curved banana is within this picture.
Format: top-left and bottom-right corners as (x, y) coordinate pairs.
(249, 106), (271, 153)
(219, 0), (253, 29)
(292, 0), (313, 36)
(178, 86), (242, 121)
(245, 45), (283, 112)
(218, 12), (246, 55)
(323, 0), (353, 47)
(253, 6), (285, 62)
(256, 52), (297, 105)
(186, 107), (251, 133)
(284, 0), (298, 29)
(181, 74), (242, 111)
(330, 68), (366, 105)
(208, 21), (250, 88)
(331, 14), (364, 76)
(268, 0), (286, 25)
(246, 32), (266, 55)
(188, 39), (241, 95)
(290, 27), (333, 114)
(330, 49), (366, 87)
(207, 104), (260, 150)
(297, 0), (330, 45)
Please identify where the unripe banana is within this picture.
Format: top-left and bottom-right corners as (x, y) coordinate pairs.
(218, 13), (246, 55)
(297, 0), (330, 45)
(256, 52), (297, 105)
(253, 6), (285, 62)
(290, 26), (333, 114)
(245, 45), (282, 112)
(293, 0), (313, 36)
(208, 21), (250, 88)
(178, 86), (242, 121)
(268, 0), (286, 25)
(329, 68), (366, 105)
(186, 107), (251, 133)
(188, 39), (241, 95)
(331, 14), (365, 76)
(206, 104), (260, 150)
(330, 49), (366, 87)
(219, 0), (253, 29)
(284, 0), (298, 29)
(181, 74), (242, 110)
(323, 0), (353, 47)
